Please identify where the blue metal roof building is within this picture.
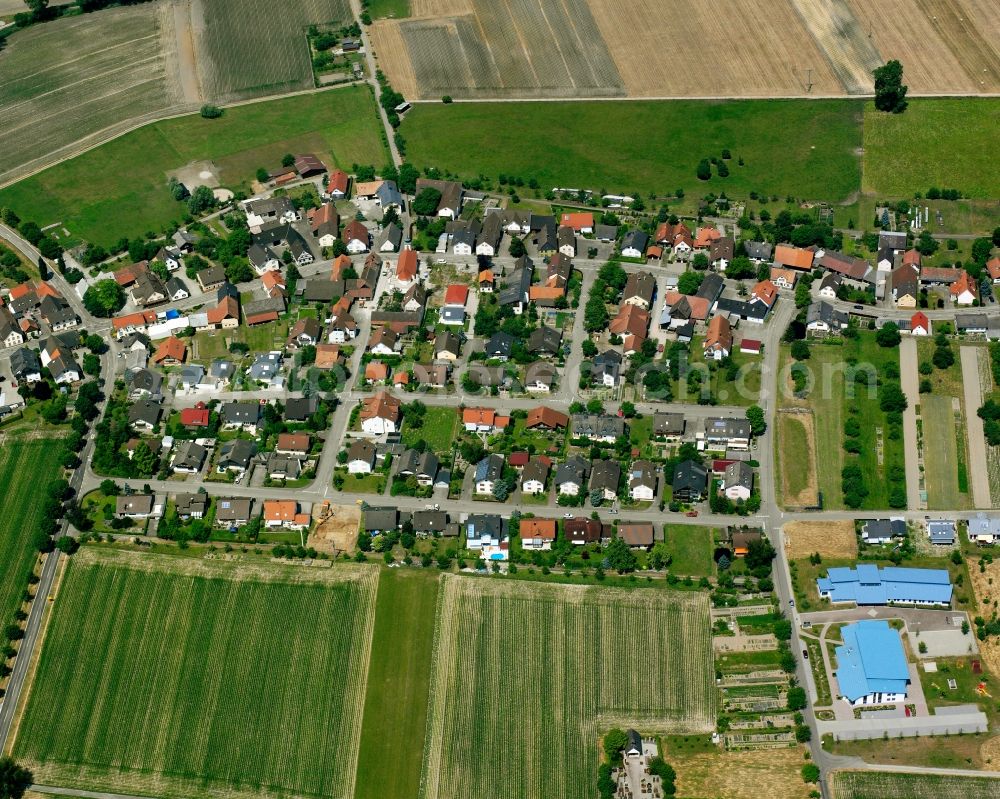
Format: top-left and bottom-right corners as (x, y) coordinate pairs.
(817, 565), (952, 606)
(836, 620), (910, 704)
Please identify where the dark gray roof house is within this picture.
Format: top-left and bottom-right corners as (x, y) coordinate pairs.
(653, 412), (685, 437)
(128, 399), (162, 429)
(128, 367), (163, 397)
(221, 401), (261, 428)
(589, 459), (620, 494)
(621, 229), (649, 256)
(528, 325), (562, 355)
(411, 510), (448, 535)
(215, 497), (253, 526)
(745, 241), (773, 262)
(172, 441), (207, 472)
(672, 459), (708, 502)
(284, 396), (318, 422)
(10, 347), (40, 380)
(217, 439), (257, 471)
(571, 414), (626, 441)
(365, 507), (399, 533)
(485, 331), (514, 360)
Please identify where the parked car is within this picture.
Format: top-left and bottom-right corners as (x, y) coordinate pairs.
(685, 510), (699, 517)
(802, 649), (809, 659)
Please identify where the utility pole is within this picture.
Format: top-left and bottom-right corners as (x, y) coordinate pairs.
(806, 68), (813, 93)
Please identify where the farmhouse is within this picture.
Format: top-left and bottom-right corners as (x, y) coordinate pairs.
(560, 212), (593, 234)
(835, 620), (910, 707)
(773, 244), (814, 271)
(817, 565), (953, 606)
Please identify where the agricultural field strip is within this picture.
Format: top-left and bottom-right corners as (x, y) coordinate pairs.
(13, 549), (379, 799)
(194, 0), (352, 101)
(0, 440), (63, 630)
(832, 770), (1000, 799)
(419, 576), (714, 799)
(0, 3), (180, 180)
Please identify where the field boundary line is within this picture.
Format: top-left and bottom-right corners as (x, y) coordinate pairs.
(408, 91), (1000, 104)
(30, 785), (162, 799)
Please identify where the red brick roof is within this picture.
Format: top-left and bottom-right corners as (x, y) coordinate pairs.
(180, 403), (210, 427)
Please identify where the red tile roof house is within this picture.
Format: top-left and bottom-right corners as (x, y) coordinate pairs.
(180, 402), (210, 427)
(988, 257), (1000, 284)
(152, 335), (186, 365)
(444, 284), (469, 307)
(910, 311), (930, 336)
(559, 212), (594, 234)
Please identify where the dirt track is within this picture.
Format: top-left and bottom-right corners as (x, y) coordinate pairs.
(960, 346), (992, 509)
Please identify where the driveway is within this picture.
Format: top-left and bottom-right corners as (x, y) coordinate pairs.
(960, 346), (992, 508)
(898, 336), (922, 510)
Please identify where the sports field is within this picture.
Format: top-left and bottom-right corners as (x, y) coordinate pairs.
(0, 438), (64, 628)
(419, 577), (714, 799)
(863, 98), (1000, 199)
(354, 569), (439, 799)
(404, 99), (863, 201)
(0, 86), (387, 246)
(0, 3), (185, 183)
(832, 770), (1000, 799)
(192, 0), (352, 101)
(13, 549), (379, 799)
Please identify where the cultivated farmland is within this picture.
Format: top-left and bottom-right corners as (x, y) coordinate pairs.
(191, 0), (352, 101)
(420, 576), (714, 799)
(12, 549), (379, 799)
(0, 438), (63, 628)
(832, 770), (1000, 799)
(372, 0), (999, 98)
(0, 3), (188, 183)
(372, 0), (624, 100)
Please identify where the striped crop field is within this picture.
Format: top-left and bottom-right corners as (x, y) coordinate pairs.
(832, 770), (1000, 799)
(0, 437), (63, 626)
(12, 549), (379, 799)
(419, 576), (715, 799)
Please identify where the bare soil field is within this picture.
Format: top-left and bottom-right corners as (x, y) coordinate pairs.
(0, 2), (188, 183)
(783, 521), (858, 560)
(667, 745), (813, 799)
(589, 0), (841, 97)
(789, 0), (882, 93)
(311, 502), (361, 556)
(372, 0), (625, 100)
(372, 0), (999, 98)
(846, 0), (997, 93)
(967, 555), (1000, 677)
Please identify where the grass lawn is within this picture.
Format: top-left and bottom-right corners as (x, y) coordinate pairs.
(13, 549), (379, 799)
(404, 99), (863, 202)
(401, 405), (457, 453)
(863, 98), (1000, 199)
(193, 320), (290, 362)
(339, 472), (387, 495)
(80, 491), (141, 535)
(0, 86), (388, 246)
(0, 438), (63, 629)
(662, 524), (716, 578)
(354, 568), (438, 799)
(776, 412), (813, 505)
(366, 0), (409, 18)
(628, 414), (653, 447)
